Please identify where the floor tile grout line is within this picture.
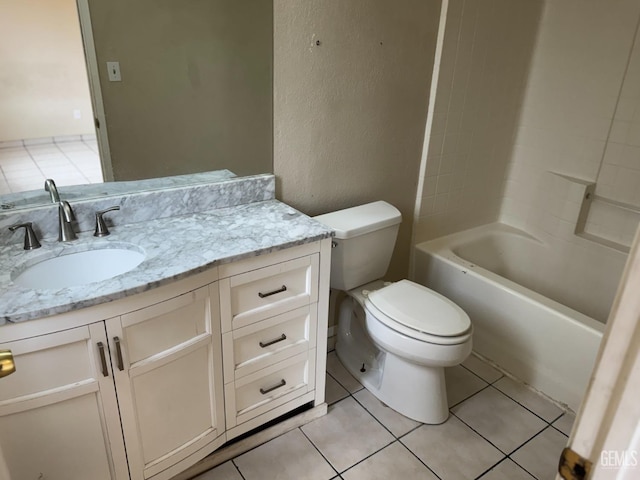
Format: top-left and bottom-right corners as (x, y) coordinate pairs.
(62, 150), (93, 183)
(472, 455), (537, 480)
(503, 424), (563, 480)
(550, 423), (570, 438)
(486, 383), (564, 426)
(333, 438), (396, 477)
(460, 362), (505, 385)
(297, 426), (341, 478)
(349, 386), (422, 441)
(395, 437), (444, 480)
(229, 458), (248, 480)
(448, 382), (493, 409)
(452, 413), (560, 480)
(449, 410), (521, 457)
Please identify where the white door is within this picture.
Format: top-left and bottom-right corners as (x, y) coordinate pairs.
(0, 323), (128, 480)
(558, 226), (640, 479)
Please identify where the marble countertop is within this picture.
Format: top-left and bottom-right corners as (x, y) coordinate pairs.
(0, 200), (332, 324)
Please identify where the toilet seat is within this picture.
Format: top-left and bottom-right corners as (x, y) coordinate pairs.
(365, 280), (472, 345)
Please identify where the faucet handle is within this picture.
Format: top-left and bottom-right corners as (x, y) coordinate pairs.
(9, 222), (41, 250)
(94, 206), (121, 237)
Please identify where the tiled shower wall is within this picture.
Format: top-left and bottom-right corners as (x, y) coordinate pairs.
(586, 22), (640, 247)
(415, 0), (640, 252)
(413, 0), (542, 242)
(501, 0), (640, 247)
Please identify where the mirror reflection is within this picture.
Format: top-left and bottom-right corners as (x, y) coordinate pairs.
(0, 0), (273, 209)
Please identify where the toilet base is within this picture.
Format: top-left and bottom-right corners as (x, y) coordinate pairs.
(336, 340), (449, 424)
(335, 295), (450, 424)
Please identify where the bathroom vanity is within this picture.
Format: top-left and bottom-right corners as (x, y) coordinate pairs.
(0, 174), (333, 480)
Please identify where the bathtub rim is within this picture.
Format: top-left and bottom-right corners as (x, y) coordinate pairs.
(414, 222), (606, 337)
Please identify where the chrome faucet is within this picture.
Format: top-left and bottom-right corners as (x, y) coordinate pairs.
(58, 201), (77, 242)
(44, 179), (60, 203)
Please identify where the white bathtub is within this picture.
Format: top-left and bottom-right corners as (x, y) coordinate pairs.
(412, 223), (625, 411)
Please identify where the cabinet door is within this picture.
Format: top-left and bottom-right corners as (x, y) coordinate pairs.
(109, 284), (225, 480)
(0, 324), (128, 480)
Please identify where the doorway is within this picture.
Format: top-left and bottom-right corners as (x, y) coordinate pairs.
(0, 0), (103, 195)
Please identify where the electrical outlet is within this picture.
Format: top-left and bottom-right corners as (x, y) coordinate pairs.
(106, 61), (122, 82)
(73, 109), (81, 119)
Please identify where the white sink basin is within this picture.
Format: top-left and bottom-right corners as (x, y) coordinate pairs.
(12, 247), (145, 290)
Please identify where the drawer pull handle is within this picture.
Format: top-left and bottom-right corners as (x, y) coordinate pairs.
(0, 349), (16, 379)
(258, 285), (287, 298)
(260, 379), (287, 395)
(97, 342), (109, 377)
(259, 334), (287, 348)
(114, 336), (124, 371)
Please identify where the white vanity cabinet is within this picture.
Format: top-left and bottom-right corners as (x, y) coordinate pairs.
(219, 242), (328, 439)
(0, 238), (331, 480)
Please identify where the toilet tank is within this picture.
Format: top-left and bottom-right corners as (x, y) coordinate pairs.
(314, 201), (401, 290)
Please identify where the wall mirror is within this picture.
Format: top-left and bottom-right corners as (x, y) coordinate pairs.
(0, 0), (273, 210)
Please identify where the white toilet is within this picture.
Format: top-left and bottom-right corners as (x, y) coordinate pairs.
(315, 201), (472, 424)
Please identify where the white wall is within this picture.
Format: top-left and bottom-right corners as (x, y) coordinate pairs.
(0, 0), (94, 141)
(413, 0), (639, 321)
(585, 24), (640, 247)
(413, 0), (542, 243)
(501, 0), (640, 247)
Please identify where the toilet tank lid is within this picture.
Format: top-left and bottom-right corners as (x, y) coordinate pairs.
(313, 201), (402, 239)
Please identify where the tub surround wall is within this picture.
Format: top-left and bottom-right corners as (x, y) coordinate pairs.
(0, 174), (275, 246)
(584, 23), (640, 248)
(413, 0), (542, 244)
(501, 0), (640, 247)
(274, 0), (440, 282)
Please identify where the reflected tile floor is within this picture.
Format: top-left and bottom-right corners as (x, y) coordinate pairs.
(0, 136), (103, 195)
(194, 350), (575, 480)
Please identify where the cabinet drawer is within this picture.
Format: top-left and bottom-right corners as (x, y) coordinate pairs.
(225, 351), (316, 428)
(220, 254), (319, 332)
(222, 305), (317, 380)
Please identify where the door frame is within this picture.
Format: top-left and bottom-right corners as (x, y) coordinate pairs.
(76, 0), (114, 182)
(559, 225), (640, 479)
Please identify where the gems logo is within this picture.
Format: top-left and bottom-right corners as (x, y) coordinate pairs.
(600, 450), (639, 469)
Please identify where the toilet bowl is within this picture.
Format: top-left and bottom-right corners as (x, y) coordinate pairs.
(314, 201), (473, 424)
(336, 280), (471, 424)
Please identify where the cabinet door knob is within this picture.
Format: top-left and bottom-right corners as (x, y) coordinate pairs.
(97, 343), (109, 377)
(0, 349), (16, 378)
(258, 285), (287, 298)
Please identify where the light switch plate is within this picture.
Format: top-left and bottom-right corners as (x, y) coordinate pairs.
(106, 61), (122, 82)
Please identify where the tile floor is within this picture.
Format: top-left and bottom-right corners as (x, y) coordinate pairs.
(194, 350), (575, 480)
(0, 136), (103, 195)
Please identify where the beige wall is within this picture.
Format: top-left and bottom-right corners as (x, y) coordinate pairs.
(0, 0), (94, 142)
(274, 0), (441, 280)
(88, 0), (272, 180)
(413, 0), (542, 243)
